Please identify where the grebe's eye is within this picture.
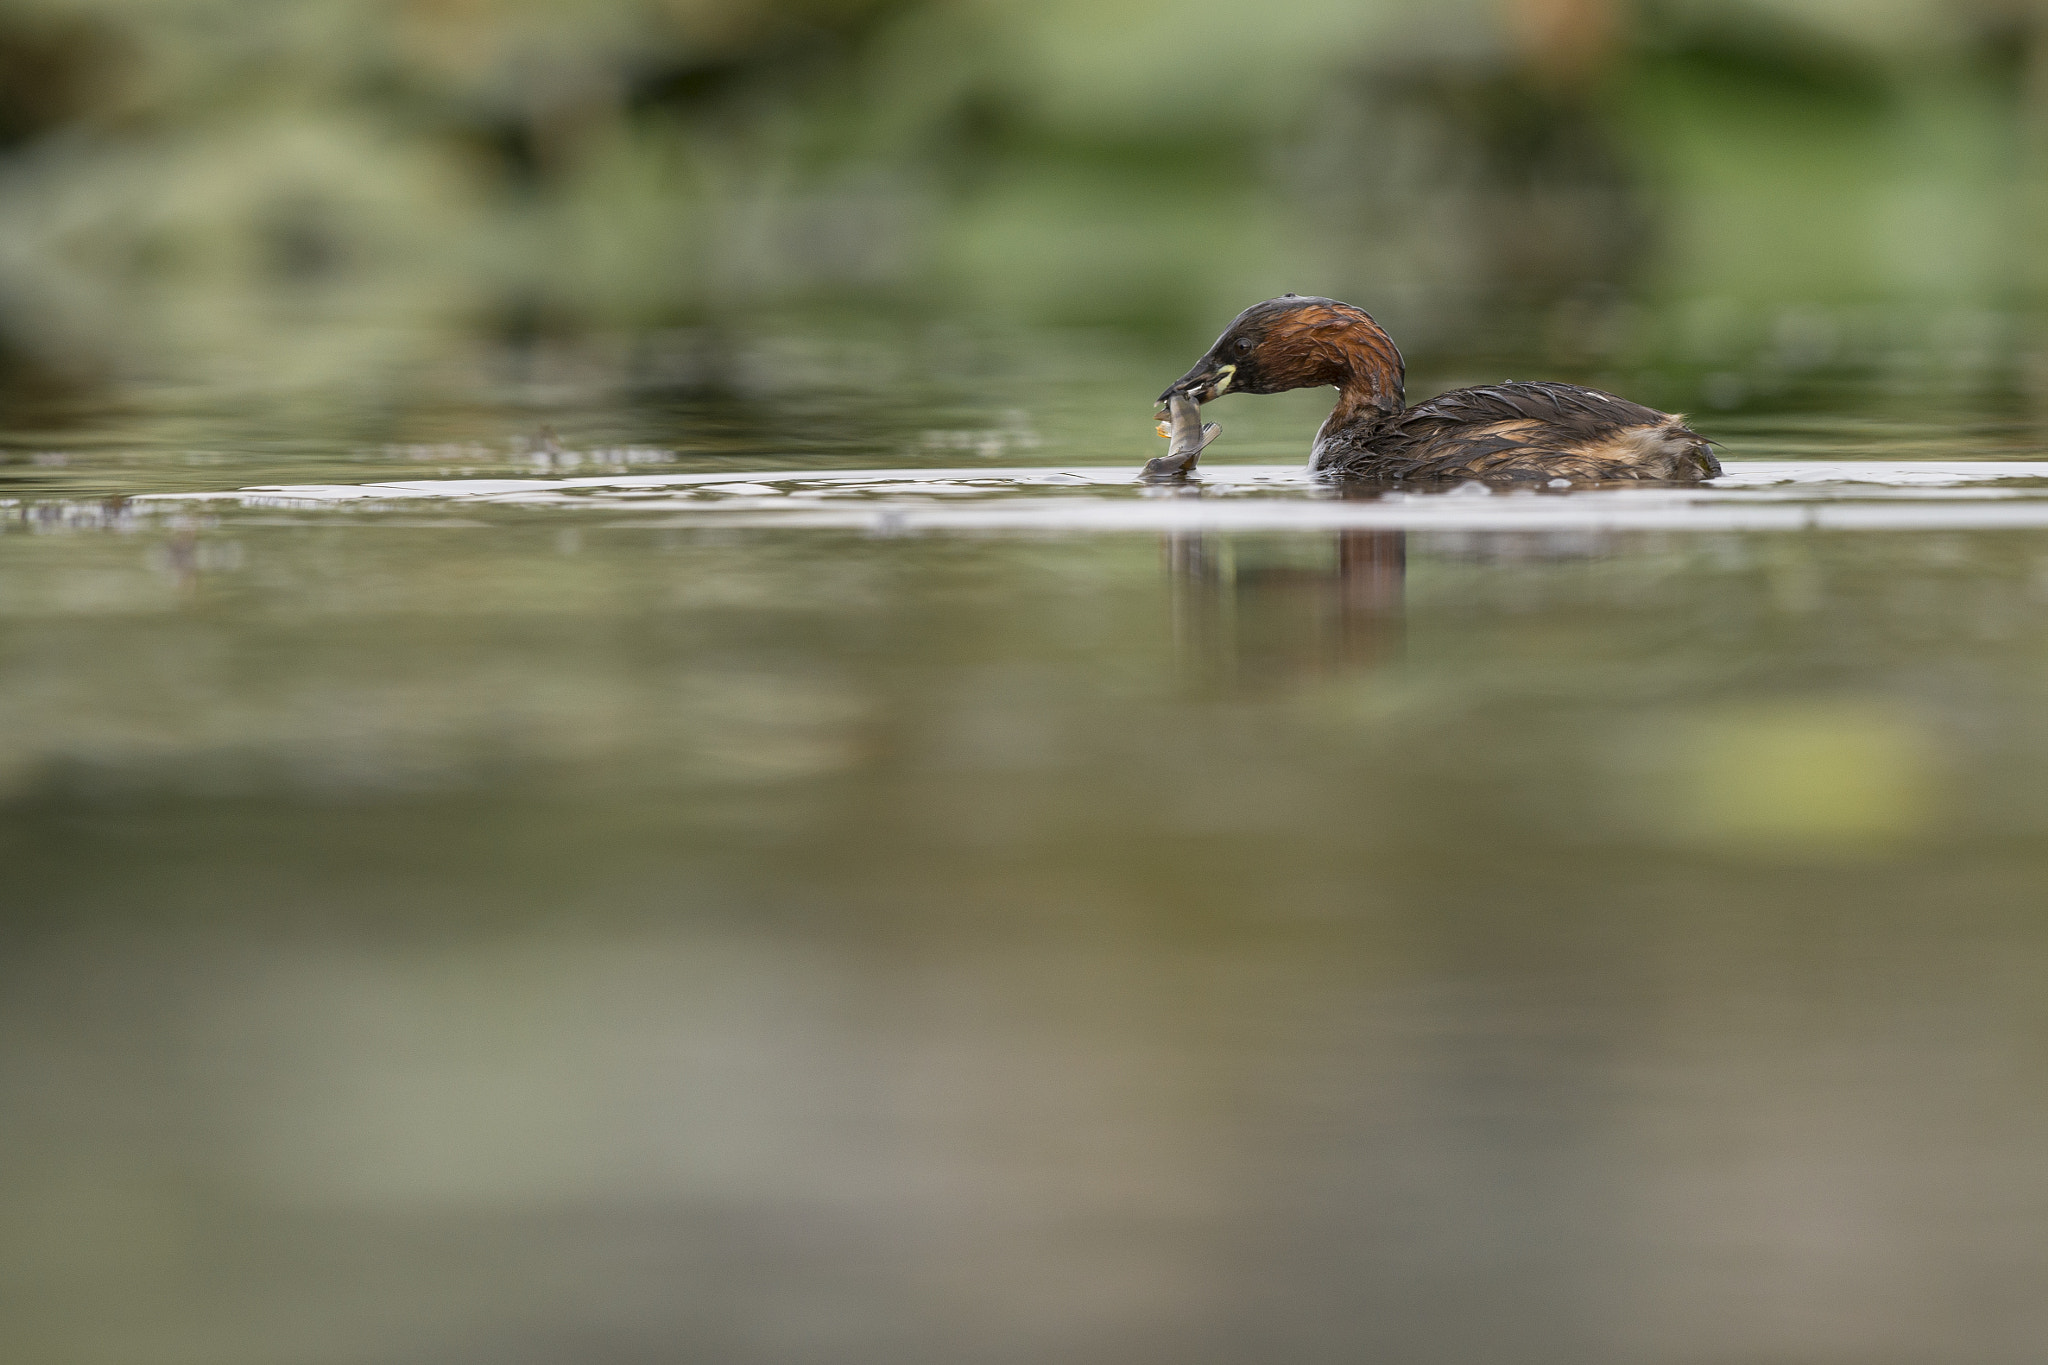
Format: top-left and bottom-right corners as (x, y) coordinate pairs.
(1234, 336), (1253, 353)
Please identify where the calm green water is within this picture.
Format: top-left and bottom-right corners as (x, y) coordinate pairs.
(7, 321), (2048, 1364)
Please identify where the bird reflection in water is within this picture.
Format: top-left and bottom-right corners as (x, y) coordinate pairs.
(1166, 507), (1406, 683)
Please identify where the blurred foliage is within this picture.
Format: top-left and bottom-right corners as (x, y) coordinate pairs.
(1, 0), (2047, 382)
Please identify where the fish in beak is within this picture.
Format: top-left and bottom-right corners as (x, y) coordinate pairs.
(1141, 393), (1220, 480)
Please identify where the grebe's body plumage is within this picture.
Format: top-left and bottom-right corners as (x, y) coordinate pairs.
(1314, 379), (1717, 482)
(1160, 296), (1718, 483)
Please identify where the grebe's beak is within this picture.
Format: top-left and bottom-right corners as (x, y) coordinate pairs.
(1158, 357), (1237, 406)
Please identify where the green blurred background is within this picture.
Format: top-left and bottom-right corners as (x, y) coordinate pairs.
(4, 0), (2047, 386)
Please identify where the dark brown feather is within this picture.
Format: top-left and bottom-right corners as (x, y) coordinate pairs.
(1313, 381), (1719, 482)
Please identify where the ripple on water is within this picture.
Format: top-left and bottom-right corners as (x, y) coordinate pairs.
(121, 461), (2048, 534)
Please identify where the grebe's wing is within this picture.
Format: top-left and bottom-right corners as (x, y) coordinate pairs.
(1364, 382), (1713, 482)
(1398, 382), (1670, 434)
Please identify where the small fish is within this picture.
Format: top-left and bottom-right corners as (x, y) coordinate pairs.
(1141, 394), (1219, 480)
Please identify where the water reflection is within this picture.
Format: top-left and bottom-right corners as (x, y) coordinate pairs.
(1168, 528), (1407, 682)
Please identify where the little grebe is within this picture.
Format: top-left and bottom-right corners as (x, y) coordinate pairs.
(1159, 295), (1718, 482)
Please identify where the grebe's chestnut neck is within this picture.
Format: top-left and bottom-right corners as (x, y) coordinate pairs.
(1159, 295), (1407, 437)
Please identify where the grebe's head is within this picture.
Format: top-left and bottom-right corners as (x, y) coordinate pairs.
(1158, 295), (1405, 416)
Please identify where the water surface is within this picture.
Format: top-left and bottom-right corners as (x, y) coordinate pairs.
(6, 332), (2048, 1364)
